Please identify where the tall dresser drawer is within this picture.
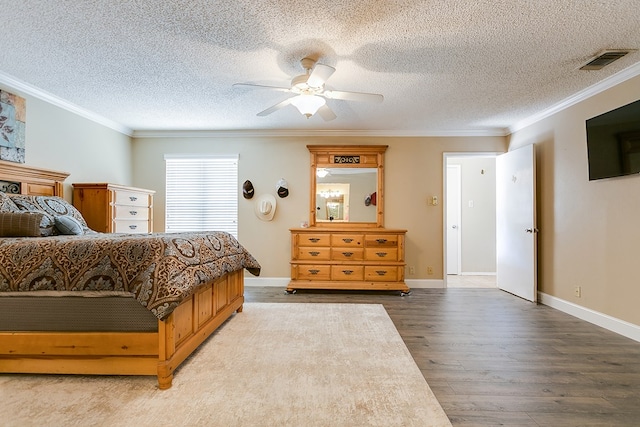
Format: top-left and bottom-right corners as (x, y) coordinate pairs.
(296, 234), (330, 246)
(296, 247), (331, 261)
(365, 234), (399, 247)
(365, 247), (398, 261)
(114, 190), (150, 207)
(331, 248), (364, 261)
(331, 266), (364, 281)
(331, 234), (364, 247)
(114, 205), (149, 220)
(365, 266), (400, 282)
(294, 265), (331, 280)
(114, 219), (150, 234)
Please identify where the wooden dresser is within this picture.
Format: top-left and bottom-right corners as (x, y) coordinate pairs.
(288, 227), (409, 294)
(72, 183), (155, 233)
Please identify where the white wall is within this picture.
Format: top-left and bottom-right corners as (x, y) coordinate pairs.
(0, 85), (132, 200)
(132, 135), (507, 280)
(509, 73), (640, 326)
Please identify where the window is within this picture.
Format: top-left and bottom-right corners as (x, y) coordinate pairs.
(165, 155), (238, 237)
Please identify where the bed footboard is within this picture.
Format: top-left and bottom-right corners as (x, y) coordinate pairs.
(0, 269), (244, 389)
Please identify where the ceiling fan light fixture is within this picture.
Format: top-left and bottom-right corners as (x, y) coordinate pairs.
(290, 94), (326, 118)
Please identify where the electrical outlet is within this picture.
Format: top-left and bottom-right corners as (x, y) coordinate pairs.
(427, 266), (434, 275)
(574, 286), (581, 298)
(409, 266), (415, 275)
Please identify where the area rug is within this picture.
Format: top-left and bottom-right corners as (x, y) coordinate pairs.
(0, 303), (451, 427)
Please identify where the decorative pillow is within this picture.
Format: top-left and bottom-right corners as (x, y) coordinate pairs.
(54, 215), (84, 235)
(0, 192), (20, 213)
(9, 195), (91, 234)
(0, 212), (45, 237)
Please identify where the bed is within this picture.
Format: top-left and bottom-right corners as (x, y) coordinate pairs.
(0, 160), (261, 389)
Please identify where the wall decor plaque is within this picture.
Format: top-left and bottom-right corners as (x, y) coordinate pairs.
(0, 90), (26, 163)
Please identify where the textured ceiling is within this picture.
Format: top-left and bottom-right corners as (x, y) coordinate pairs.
(1, 0), (639, 136)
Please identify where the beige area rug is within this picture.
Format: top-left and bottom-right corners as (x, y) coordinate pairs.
(1, 303), (451, 427)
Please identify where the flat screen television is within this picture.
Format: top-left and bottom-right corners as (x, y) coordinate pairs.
(586, 98), (640, 181)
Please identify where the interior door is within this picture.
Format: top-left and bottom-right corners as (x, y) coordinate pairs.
(496, 144), (537, 302)
(446, 165), (461, 275)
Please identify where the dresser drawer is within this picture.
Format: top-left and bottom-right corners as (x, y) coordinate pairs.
(114, 219), (150, 234)
(295, 265), (331, 280)
(296, 234), (330, 246)
(330, 234), (364, 247)
(365, 234), (399, 247)
(365, 247), (398, 261)
(365, 266), (400, 282)
(296, 247), (331, 261)
(331, 247), (364, 261)
(331, 266), (364, 281)
(114, 205), (149, 220)
(114, 190), (150, 207)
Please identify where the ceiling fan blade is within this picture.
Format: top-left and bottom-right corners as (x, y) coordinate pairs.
(233, 83), (291, 92)
(307, 64), (336, 88)
(323, 90), (384, 103)
(257, 98), (292, 116)
(317, 104), (337, 122)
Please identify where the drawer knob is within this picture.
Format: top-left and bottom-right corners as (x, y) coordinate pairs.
(129, 225), (138, 230)
(342, 238), (353, 243)
(308, 238), (320, 243)
(309, 251), (320, 256)
(342, 252), (353, 257)
(375, 252), (387, 257)
(375, 270), (387, 276)
(308, 269), (320, 275)
(342, 269), (354, 275)
(376, 238), (387, 244)
(129, 196), (138, 201)
(129, 210), (138, 215)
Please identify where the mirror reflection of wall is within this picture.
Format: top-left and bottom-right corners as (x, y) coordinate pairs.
(316, 183), (349, 221)
(316, 168), (377, 223)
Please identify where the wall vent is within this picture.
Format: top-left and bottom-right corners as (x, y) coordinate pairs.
(580, 50), (633, 70)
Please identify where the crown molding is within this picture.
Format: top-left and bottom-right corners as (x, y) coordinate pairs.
(0, 71), (133, 136)
(508, 61), (640, 135)
(131, 128), (508, 139)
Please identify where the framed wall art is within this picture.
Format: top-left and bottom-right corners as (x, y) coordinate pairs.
(0, 89), (26, 163)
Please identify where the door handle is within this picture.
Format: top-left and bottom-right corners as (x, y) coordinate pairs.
(525, 228), (539, 233)
(452, 225), (458, 229)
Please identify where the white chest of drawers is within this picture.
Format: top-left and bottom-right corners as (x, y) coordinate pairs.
(72, 183), (155, 233)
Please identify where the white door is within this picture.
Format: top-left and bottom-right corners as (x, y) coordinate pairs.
(496, 144), (537, 302)
(446, 165), (461, 275)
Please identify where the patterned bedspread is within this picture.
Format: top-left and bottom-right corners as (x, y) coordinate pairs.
(0, 231), (261, 320)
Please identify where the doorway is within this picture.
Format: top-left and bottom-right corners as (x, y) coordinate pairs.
(444, 153), (498, 288)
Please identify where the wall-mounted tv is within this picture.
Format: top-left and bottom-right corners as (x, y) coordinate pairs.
(586, 98), (640, 181)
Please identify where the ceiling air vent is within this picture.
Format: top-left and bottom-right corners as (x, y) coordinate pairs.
(580, 50), (633, 70)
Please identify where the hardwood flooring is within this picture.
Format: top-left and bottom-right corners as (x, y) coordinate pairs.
(245, 286), (640, 426)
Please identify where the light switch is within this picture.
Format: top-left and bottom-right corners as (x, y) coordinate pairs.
(468, 200), (474, 208)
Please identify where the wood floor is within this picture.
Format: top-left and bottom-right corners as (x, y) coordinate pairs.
(245, 286), (640, 426)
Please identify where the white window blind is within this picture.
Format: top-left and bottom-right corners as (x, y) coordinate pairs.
(165, 155), (238, 237)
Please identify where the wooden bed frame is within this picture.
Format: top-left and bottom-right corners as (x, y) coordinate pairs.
(0, 160), (245, 389)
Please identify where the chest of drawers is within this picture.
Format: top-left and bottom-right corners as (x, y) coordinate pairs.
(72, 183), (155, 233)
(289, 227), (409, 294)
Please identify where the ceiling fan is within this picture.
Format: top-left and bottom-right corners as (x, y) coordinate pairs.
(233, 57), (383, 121)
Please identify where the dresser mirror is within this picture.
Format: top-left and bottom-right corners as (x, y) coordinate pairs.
(308, 145), (387, 228)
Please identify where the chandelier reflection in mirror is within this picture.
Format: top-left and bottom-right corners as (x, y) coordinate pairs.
(319, 189), (342, 198)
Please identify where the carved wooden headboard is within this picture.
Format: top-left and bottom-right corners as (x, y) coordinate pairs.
(0, 160), (69, 197)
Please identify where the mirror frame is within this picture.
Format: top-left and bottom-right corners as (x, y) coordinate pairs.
(308, 145), (387, 228)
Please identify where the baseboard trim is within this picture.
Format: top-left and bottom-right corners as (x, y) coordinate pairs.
(243, 277), (445, 289)
(406, 279), (445, 288)
(244, 277), (290, 287)
(460, 272), (496, 276)
(538, 292), (640, 343)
